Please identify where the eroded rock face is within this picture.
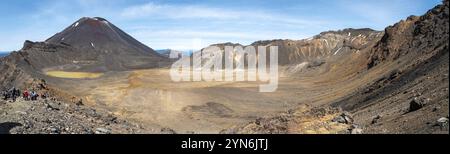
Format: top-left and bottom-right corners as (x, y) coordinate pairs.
(331, 0), (449, 134)
(0, 53), (33, 90)
(272, 28), (382, 65)
(367, 0), (449, 68)
(198, 28), (383, 66)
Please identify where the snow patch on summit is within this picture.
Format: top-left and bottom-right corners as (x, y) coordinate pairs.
(72, 22), (79, 28)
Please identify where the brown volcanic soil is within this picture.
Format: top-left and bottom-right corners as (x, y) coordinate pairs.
(0, 1), (448, 134)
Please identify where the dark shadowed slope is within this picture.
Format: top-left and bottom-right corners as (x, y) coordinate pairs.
(332, 0), (449, 133)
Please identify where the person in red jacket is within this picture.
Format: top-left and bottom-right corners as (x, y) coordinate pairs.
(23, 90), (29, 101)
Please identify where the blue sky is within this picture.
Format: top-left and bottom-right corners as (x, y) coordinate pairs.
(0, 0), (442, 52)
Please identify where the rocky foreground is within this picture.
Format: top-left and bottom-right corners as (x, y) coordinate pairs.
(221, 103), (448, 134)
(220, 105), (361, 134)
(0, 97), (148, 134)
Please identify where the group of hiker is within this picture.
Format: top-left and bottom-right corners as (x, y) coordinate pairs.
(22, 90), (41, 101)
(2, 87), (45, 102)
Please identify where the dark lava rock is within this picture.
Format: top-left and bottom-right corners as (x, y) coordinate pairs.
(332, 112), (354, 124)
(160, 128), (177, 134)
(371, 115), (382, 124)
(408, 97), (427, 112)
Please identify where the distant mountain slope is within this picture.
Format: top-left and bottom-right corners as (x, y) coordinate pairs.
(156, 49), (185, 58)
(190, 28), (383, 74)
(253, 28), (383, 65)
(46, 17), (160, 56)
(18, 17), (170, 72)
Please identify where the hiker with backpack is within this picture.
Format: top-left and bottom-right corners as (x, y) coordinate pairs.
(1, 91), (7, 100)
(10, 87), (17, 102)
(31, 91), (38, 101)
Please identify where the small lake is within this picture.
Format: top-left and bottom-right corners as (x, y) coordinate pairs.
(45, 71), (103, 79)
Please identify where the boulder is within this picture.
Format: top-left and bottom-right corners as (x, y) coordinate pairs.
(95, 128), (111, 134)
(351, 128), (363, 134)
(160, 128), (177, 134)
(408, 97), (427, 112)
(371, 115), (382, 124)
(349, 124), (363, 134)
(332, 112), (354, 124)
(436, 117), (449, 129)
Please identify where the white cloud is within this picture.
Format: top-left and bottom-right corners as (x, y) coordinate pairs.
(132, 30), (261, 39)
(128, 29), (311, 50)
(121, 3), (237, 19)
(120, 2), (324, 26)
(119, 2), (323, 50)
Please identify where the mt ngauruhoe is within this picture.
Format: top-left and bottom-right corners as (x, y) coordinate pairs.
(20, 17), (169, 73)
(47, 17), (162, 59)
